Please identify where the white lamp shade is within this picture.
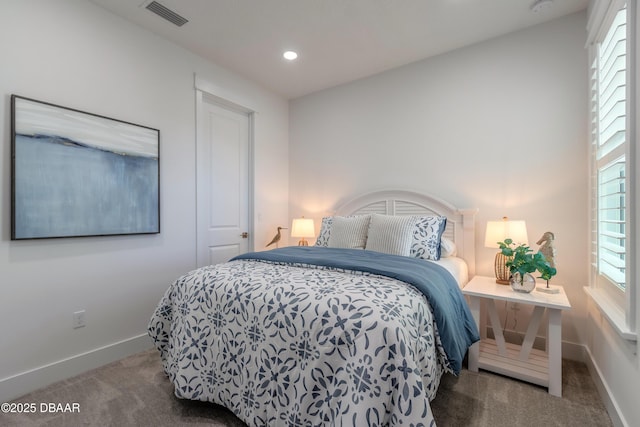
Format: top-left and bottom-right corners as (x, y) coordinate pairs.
(484, 219), (528, 248)
(291, 218), (315, 238)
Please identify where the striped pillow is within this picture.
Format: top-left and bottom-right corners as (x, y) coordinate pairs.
(327, 215), (371, 249)
(365, 214), (417, 256)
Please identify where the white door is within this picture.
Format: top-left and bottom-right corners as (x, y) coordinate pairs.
(196, 93), (251, 267)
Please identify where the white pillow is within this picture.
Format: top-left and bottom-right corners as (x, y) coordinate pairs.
(440, 237), (457, 257)
(365, 214), (417, 256)
(328, 215), (371, 249)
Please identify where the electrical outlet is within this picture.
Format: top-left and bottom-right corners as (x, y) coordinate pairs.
(73, 310), (86, 329)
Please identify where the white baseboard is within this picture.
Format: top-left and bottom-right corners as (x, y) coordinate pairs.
(0, 334), (153, 403)
(583, 346), (627, 427)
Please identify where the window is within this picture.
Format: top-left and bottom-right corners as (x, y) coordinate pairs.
(587, 1), (636, 340)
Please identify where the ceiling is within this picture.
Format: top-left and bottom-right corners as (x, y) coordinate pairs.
(89, 0), (589, 99)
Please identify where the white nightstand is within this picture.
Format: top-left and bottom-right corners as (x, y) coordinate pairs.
(462, 275), (571, 397)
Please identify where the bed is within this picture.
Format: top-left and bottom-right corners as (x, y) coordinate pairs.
(149, 190), (479, 426)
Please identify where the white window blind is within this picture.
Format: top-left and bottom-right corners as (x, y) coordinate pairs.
(597, 158), (625, 287)
(587, 0), (636, 341)
(592, 6), (628, 291)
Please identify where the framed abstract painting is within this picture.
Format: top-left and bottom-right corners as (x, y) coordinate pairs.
(11, 95), (160, 240)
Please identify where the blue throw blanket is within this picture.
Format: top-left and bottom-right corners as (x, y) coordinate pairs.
(232, 246), (479, 374)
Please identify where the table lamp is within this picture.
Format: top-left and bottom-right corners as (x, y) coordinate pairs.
(291, 217), (315, 246)
(484, 217), (528, 284)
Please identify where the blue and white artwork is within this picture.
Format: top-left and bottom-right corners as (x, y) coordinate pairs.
(11, 95), (160, 239)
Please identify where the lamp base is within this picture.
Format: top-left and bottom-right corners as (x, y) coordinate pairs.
(494, 252), (511, 285)
(298, 239), (309, 246)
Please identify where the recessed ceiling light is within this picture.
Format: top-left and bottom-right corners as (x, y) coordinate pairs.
(530, 0), (553, 13)
(283, 51), (298, 61)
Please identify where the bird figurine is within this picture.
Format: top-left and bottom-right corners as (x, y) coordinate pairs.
(266, 227), (287, 248)
(536, 231), (556, 268)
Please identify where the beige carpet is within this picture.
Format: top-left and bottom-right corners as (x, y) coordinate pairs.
(1, 349), (612, 427)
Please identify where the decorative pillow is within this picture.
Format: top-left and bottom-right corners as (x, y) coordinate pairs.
(410, 216), (447, 260)
(440, 236), (457, 257)
(315, 216), (333, 247)
(365, 214), (417, 256)
(327, 215), (371, 249)
(315, 215), (363, 247)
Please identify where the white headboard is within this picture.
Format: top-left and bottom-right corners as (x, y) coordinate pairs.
(334, 190), (478, 276)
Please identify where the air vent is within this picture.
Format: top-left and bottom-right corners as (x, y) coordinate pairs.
(145, 1), (188, 27)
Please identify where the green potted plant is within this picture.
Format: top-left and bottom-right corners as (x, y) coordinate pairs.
(497, 238), (557, 293)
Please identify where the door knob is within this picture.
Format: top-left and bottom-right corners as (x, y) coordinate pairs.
(241, 232), (249, 238)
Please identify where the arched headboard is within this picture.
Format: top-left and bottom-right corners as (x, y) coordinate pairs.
(334, 190), (478, 276)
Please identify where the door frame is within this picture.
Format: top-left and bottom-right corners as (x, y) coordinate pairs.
(194, 74), (255, 264)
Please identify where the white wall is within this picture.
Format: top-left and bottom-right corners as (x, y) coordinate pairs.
(0, 0), (288, 401)
(290, 12), (588, 364)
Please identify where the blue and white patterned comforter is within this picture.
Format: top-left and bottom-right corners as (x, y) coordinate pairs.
(149, 247), (479, 426)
